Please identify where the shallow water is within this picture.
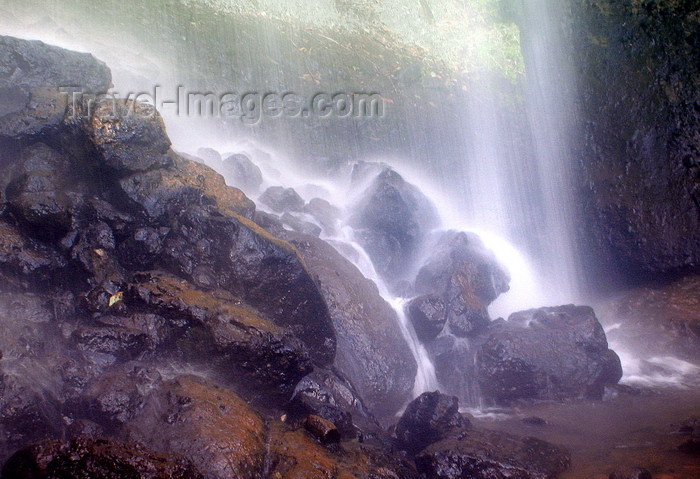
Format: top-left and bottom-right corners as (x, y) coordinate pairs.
(471, 387), (700, 479)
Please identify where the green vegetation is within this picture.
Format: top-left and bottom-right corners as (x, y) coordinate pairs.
(189, 0), (525, 81)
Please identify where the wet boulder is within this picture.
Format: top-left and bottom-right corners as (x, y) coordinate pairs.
(196, 147), (222, 168)
(79, 369), (162, 429)
(279, 230), (417, 422)
(281, 212), (322, 237)
(288, 368), (380, 438)
(114, 161), (333, 367)
(415, 428), (570, 479)
(221, 153), (263, 193)
(1, 437), (203, 479)
(406, 294), (447, 341)
(349, 164), (439, 281)
(395, 391), (469, 454)
(414, 231), (510, 338)
(260, 186), (305, 213)
(116, 151), (254, 221)
(303, 197), (341, 236)
(3, 143), (74, 238)
(116, 226), (166, 270)
(477, 305), (623, 403)
(67, 99), (172, 174)
(71, 314), (161, 362)
(0, 35), (111, 140)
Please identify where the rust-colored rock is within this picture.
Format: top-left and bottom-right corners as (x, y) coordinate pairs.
(268, 422), (419, 479)
(125, 375), (267, 479)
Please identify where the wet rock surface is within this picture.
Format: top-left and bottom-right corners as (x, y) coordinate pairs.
(598, 275), (700, 364)
(414, 231), (510, 338)
(260, 186), (305, 213)
(288, 368), (378, 439)
(1, 437), (204, 479)
(279, 229), (417, 421)
(406, 294), (447, 341)
(0, 32), (659, 479)
(123, 375), (268, 479)
(397, 391), (570, 479)
(0, 35), (111, 140)
(395, 391), (469, 454)
(349, 163), (439, 281)
(565, 0), (700, 282)
(415, 428), (571, 479)
(221, 152), (263, 194)
(477, 305), (622, 403)
(0, 35), (339, 472)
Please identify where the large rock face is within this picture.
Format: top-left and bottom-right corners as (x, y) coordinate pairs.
(0, 36), (340, 469)
(560, 1), (700, 283)
(477, 305), (622, 403)
(279, 230), (417, 421)
(349, 163), (439, 282)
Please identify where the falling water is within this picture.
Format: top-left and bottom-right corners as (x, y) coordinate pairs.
(0, 0), (591, 396)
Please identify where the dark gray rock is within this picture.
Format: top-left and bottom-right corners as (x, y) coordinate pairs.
(349, 164), (439, 281)
(395, 391), (469, 454)
(279, 230), (417, 422)
(477, 305), (622, 403)
(303, 197), (341, 236)
(415, 231), (510, 338)
(260, 186), (305, 213)
(1, 437), (203, 479)
(0, 221), (66, 287)
(126, 271), (314, 397)
(280, 212), (322, 237)
(564, 1), (700, 283)
(67, 99), (172, 174)
(289, 368), (380, 438)
(0, 35), (111, 140)
(415, 428), (570, 479)
(222, 153), (263, 193)
(406, 294), (447, 341)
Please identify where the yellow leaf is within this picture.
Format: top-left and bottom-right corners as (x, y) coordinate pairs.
(108, 291), (124, 307)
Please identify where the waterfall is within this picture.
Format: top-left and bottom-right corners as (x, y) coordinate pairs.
(0, 0), (585, 399)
